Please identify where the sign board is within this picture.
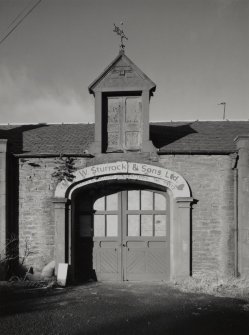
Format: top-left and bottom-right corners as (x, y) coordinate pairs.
(55, 161), (190, 198)
(74, 162), (186, 190)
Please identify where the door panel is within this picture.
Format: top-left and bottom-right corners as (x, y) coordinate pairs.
(107, 97), (122, 152)
(93, 193), (121, 281)
(123, 190), (169, 281)
(124, 97), (141, 150)
(126, 248), (146, 274)
(107, 96), (142, 152)
(93, 242), (121, 281)
(93, 239), (121, 281)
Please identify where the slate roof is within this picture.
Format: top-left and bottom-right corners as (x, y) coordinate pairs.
(150, 121), (249, 153)
(0, 121), (249, 156)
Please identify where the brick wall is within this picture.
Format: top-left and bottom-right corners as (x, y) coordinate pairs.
(159, 155), (235, 277)
(18, 154), (235, 277)
(19, 157), (87, 272)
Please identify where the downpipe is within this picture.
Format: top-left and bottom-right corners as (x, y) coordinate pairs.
(234, 167), (239, 277)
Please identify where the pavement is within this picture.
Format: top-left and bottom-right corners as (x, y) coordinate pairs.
(0, 281), (249, 335)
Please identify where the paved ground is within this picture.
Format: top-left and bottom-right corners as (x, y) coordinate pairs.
(0, 282), (249, 335)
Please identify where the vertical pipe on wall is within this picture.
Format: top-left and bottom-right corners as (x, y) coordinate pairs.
(234, 168), (239, 277)
(0, 140), (7, 261)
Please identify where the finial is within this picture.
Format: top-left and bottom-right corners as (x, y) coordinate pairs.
(113, 22), (128, 52)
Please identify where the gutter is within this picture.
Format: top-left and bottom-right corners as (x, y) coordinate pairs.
(157, 150), (236, 155)
(13, 150), (236, 157)
(14, 153), (94, 158)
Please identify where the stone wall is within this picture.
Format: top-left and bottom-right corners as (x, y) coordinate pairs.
(19, 157), (87, 272)
(18, 154), (235, 277)
(159, 155), (235, 277)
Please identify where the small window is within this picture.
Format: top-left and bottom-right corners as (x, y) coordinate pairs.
(155, 193), (166, 210)
(128, 215), (140, 236)
(94, 197), (105, 211)
(155, 215), (166, 236)
(141, 215), (153, 236)
(128, 190), (140, 210)
(106, 215), (118, 237)
(106, 194), (118, 210)
(94, 215), (105, 237)
(141, 191), (153, 210)
(126, 190), (167, 237)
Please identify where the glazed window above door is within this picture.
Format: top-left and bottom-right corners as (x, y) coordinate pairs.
(107, 96), (142, 152)
(93, 193), (119, 237)
(127, 190), (167, 237)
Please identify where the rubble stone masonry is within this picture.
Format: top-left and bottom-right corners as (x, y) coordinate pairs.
(159, 155), (235, 277)
(19, 154), (235, 276)
(19, 157), (87, 272)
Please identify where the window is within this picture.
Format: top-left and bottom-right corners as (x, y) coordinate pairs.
(93, 193), (118, 237)
(126, 190), (167, 237)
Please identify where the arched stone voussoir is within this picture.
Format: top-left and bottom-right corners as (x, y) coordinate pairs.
(54, 161), (191, 199)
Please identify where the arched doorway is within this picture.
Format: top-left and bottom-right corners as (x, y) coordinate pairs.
(72, 181), (170, 282)
(53, 162), (193, 281)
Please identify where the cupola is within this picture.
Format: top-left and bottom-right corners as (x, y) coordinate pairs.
(88, 49), (156, 154)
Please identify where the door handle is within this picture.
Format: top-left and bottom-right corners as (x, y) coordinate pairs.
(122, 244), (126, 247)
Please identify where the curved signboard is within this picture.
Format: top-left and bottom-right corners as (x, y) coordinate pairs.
(55, 161), (190, 198)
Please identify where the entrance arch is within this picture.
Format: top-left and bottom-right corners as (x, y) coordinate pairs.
(53, 162), (193, 281)
(72, 181), (170, 281)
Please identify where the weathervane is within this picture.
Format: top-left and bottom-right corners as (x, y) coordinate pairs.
(113, 22), (128, 52)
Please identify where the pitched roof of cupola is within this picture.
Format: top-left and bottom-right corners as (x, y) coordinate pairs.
(88, 50), (156, 95)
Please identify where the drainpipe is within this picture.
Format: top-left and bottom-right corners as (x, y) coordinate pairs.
(234, 136), (249, 278)
(231, 152), (239, 277)
(234, 167), (239, 277)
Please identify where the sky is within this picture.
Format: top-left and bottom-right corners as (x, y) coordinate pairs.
(0, 0), (248, 123)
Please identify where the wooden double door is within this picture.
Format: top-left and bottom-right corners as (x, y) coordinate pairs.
(87, 188), (170, 281)
(106, 96), (142, 152)
(77, 189), (170, 281)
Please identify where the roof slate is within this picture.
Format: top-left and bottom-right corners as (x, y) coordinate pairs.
(0, 121), (248, 156)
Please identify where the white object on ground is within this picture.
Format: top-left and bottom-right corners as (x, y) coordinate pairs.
(57, 263), (68, 286)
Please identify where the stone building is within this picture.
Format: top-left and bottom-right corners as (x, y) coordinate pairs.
(0, 50), (249, 282)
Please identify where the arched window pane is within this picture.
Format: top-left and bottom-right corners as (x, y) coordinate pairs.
(94, 197), (105, 211)
(141, 191), (153, 210)
(128, 191), (140, 210)
(106, 193), (118, 210)
(155, 193), (166, 210)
